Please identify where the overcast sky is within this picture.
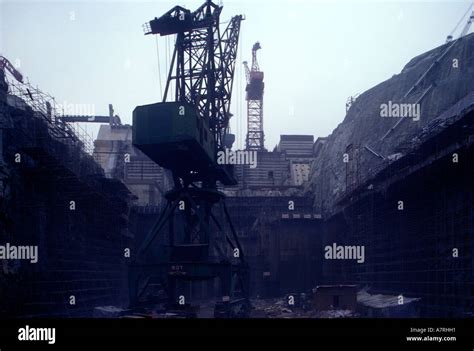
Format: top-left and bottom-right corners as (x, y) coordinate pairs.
(1, 0), (473, 149)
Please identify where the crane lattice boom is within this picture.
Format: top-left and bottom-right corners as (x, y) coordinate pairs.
(244, 42), (264, 151)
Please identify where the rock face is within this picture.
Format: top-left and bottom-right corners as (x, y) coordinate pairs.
(308, 33), (474, 213)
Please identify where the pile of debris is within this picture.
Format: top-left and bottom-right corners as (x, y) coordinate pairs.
(313, 309), (356, 318)
(253, 299), (308, 318)
(252, 290), (359, 318)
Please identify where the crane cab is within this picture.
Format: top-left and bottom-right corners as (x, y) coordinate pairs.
(133, 101), (216, 176)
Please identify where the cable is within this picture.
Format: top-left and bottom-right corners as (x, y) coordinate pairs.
(155, 36), (163, 99)
(165, 36), (169, 101)
(167, 35), (173, 101)
(449, 1), (474, 38)
(164, 35), (169, 102)
(238, 28), (243, 150)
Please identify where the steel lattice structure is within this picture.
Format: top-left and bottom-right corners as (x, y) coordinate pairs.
(130, 0), (250, 318)
(150, 1), (242, 155)
(243, 42), (265, 151)
(246, 99), (264, 150)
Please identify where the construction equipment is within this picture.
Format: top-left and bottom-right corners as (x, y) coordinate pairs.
(345, 94), (359, 113)
(243, 42), (265, 151)
(130, 0), (251, 318)
(460, 10), (474, 37)
(0, 56), (23, 83)
(60, 104), (122, 126)
(446, 2), (474, 42)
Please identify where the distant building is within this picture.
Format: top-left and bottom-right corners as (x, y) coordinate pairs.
(277, 135), (314, 186)
(93, 124), (170, 206)
(223, 134), (316, 193)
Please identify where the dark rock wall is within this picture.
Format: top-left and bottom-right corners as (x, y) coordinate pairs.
(308, 33), (474, 213)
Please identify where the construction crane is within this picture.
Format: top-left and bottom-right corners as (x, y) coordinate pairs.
(60, 104), (122, 126)
(460, 10), (474, 37)
(243, 42), (265, 151)
(0, 56), (23, 83)
(446, 3), (474, 42)
(130, 0), (250, 318)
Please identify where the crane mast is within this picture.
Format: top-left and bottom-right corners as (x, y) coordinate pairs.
(130, 0), (250, 318)
(244, 42), (265, 151)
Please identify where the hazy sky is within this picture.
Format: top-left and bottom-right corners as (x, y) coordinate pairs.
(1, 0), (473, 149)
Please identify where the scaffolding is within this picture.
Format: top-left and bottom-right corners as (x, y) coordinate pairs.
(0, 68), (133, 317)
(328, 98), (474, 317)
(5, 77), (95, 155)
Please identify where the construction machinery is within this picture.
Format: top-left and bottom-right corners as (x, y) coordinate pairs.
(243, 42), (265, 151)
(0, 56), (23, 83)
(129, 0), (251, 318)
(446, 3), (474, 42)
(460, 10), (474, 37)
(59, 104), (122, 126)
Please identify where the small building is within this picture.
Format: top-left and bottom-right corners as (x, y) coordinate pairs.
(313, 285), (357, 311)
(277, 135), (314, 186)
